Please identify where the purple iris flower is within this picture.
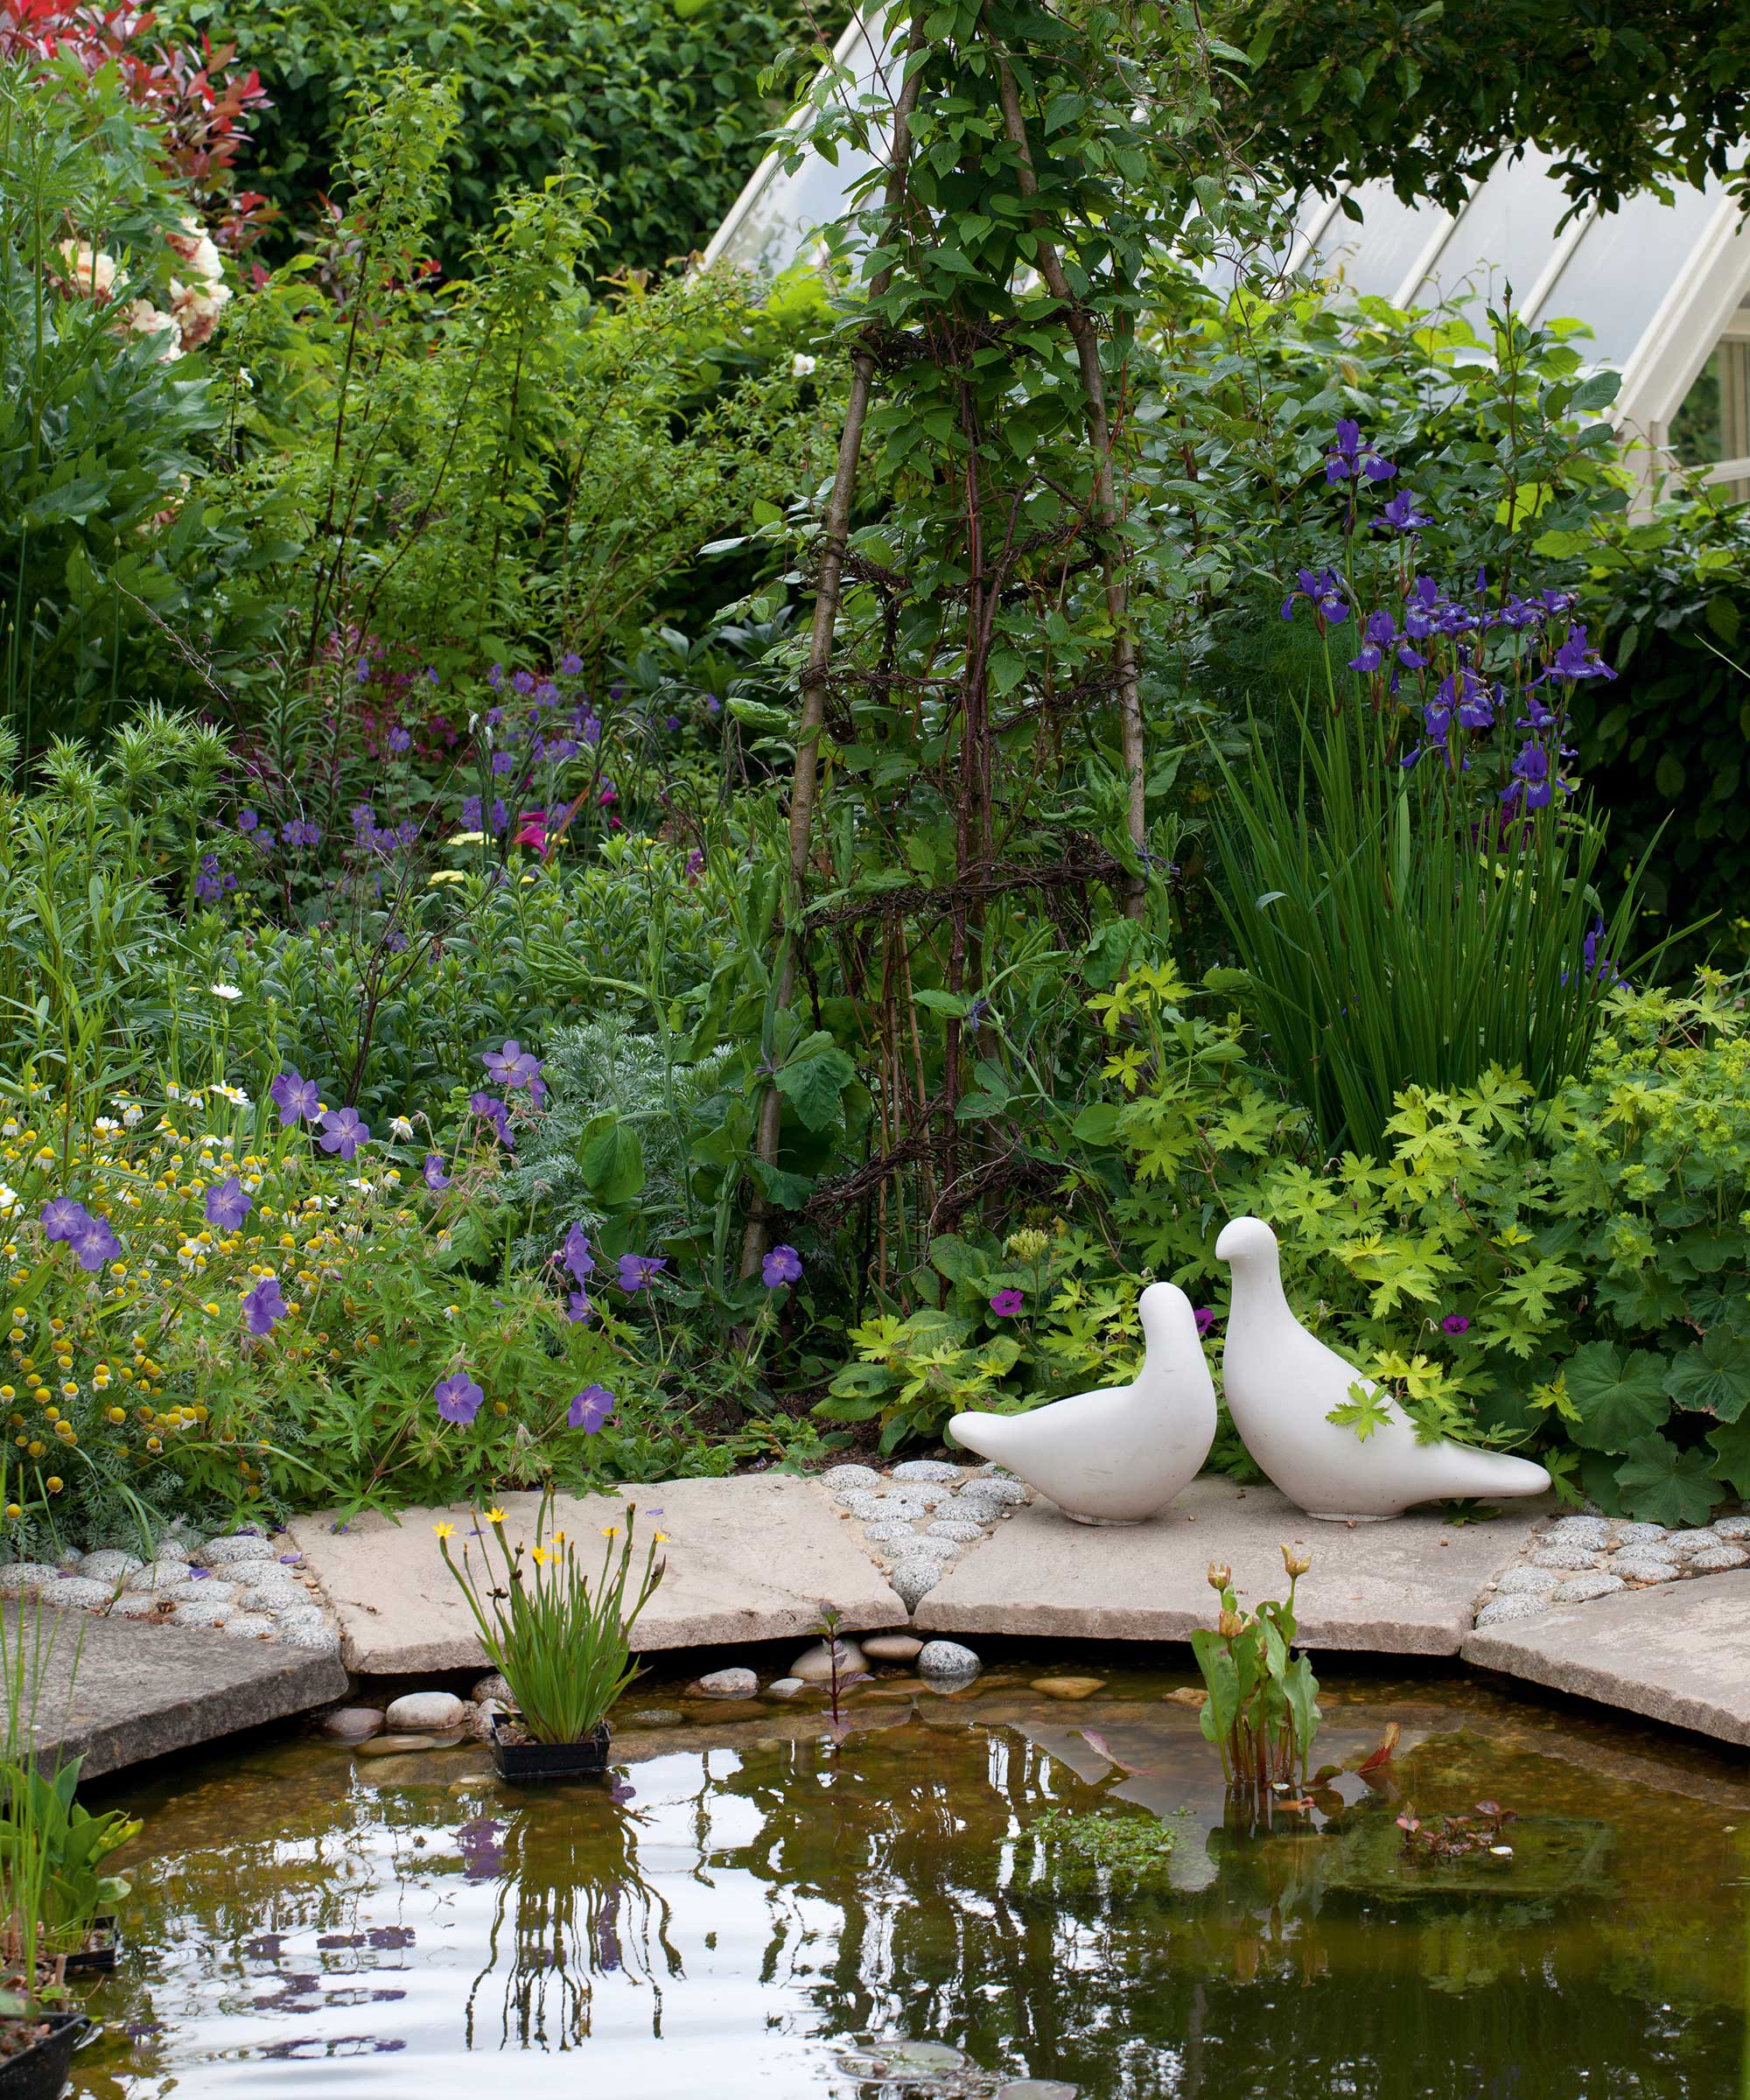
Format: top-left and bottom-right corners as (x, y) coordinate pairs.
(67, 1214), (122, 1272)
(1324, 417), (1396, 484)
(1347, 609), (1397, 674)
(317, 1106), (369, 1159)
(40, 1196), (90, 1242)
(616, 1253), (666, 1292)
(1377, 489), (1432, 532)
(562, 1224), (595, 1284)
(424, 1153), (452, 1191)
(434, 1372), (484, 1424)
(242, 1275), (288, 1336)
(568, 1384), (615, 1432)
(1501, 743), (1556, 810)
(1402, 575), (1445, 639)
(762, 1244), (803, 1288)
(1544, 623), (1616, 684)
(205, 1175), (252, 1231)
(1280, 566), (1349, 626)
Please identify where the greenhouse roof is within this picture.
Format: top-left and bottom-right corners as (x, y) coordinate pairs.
(704, 15), (1750, 497)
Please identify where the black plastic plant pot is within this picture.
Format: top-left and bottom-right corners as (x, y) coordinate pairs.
(63, 1917), (118, 1977)
(488, 1715), (612, 1782)
(0, 2010), (92, 2100)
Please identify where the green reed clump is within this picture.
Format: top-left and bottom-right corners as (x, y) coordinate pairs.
(1192, 1546), (1321, 1796)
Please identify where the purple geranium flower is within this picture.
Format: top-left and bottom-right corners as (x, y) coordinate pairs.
(468, 1092), (514, 1148)
(237, 808), (258, 832)
(483, 1040), (542, 1093)
(242, 1275), (289, 1336)
(434, 1372), (485, 1424)
(1440, 1313), (1471, 1336)
(387, 725), (412, 753)
(205, 1175), (252, 1231)
(270, 1069), (321, 1125)
(562, 1223), (595, 1284)
(568, 1383), (615, 1432)
(317, 1106), (370, 1159)
(762, 1244), (802, 1288)
(67, 1214), (122, 1273)
(559, 653), (583, 676)
(40, 1196), (89, 1242)
(989, 1288), (1025, 1318)
(424, 1153), (452, 1192)
(566, 1289), (594, 1324)
(1194, 1306), (1216, 1336)
(616, 1253), (667, 1292)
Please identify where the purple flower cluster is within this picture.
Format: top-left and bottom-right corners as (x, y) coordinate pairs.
(242, 1274), (288, 1337)
(40, 1198), (122, 1272)
(193, 851), (237, 905)
(1326, 417), (1396, 485)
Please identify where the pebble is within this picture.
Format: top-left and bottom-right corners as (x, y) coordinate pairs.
(889, 1558), (942, 1608)
(1713, 1512), (1750, 1542)
(916, 1640), (981, 1680)
(356, 1732), (463, 1758)
(1690, 1544), (1749, 1572)
(164, 1579), (235, 1606)
(898, 1536), (960, 1563)
(840, 1493), (889, 1522)
(928, 1521), (987, 1544)
(38, 1576), (116, 1610)
(965, 1474), (1027, 1506)
(235, 1580), (303, 1613)
(822, 1464), (883, 1492)
(1531, 1544), (1600, 1572)
(279, 1624), (341, 1656)
(125, 1559), (193, 1592)
(221, 1614), (278, 1640)
(624, 1708), (687, 1726)
(77, 1550), (144, 1585)
(1552, 1572), (1627, 1605)
(468, 1699), (505, 1741)
(764, 1678), (806, 1700)
(1614, 1552), (1680, 1584)
(1474, 1593), (1550, 1628)
(1494, 1565), (1561, 1596)
(195, 1534), (274, 1567)
(386, 1691), (467, 1732)
(319, 1706), (386, 1742)
(110, 1592), (164, 1620)
(1547, 1516), (1614, 1550)
(789, 1639), (866, 1684)
(863, 1634), (924, 1662)
(694, 1668), (760, 1698)
(169, 1600), (234, 1628)
(0, 1564), (59, 1598)
(891, 1460), (963, 1484)
(270, 1606), (328, 1635)
(473, 1674), (514, 1704)
(1665, 1529), (1727, 1559)
(1031, 1676), (1103, 1700)
(863, 1521), (920, 1544)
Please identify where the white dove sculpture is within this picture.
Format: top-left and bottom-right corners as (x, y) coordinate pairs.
(948, 1281), (1215, 1524)
(1214, 1214), (1550, 1520)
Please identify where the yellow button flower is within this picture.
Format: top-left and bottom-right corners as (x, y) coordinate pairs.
(432, 1522), (456, 1539)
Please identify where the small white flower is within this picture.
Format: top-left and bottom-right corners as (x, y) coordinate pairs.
(0, 1186), (17, 1214)
(122, 1104), (143, 1128)
(346, 1177), (374, 1194)
(790, 353), (817, 378)
(94, 1117), (120, 1134)
(388, 1116), (415, 1142)
(164, 1082), (181, 1099)
(0, 1122), (17, 1138)
(209, 983), (242, 1001)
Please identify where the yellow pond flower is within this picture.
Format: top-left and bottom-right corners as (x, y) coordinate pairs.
(433, 1522), (456, 1540)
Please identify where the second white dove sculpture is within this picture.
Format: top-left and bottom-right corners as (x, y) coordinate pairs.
(948, 1281), (1215, 1524)
(1214, 1215), (1550, 1521)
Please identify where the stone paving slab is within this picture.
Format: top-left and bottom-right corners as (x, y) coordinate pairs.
(912, 1475), (1550, 1656)
(1461, 1572), (1750, 1747)
(5, 1603), (346, 1778)
(289, 1475), (908, 1676)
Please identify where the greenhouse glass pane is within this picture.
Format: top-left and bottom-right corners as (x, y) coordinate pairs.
(1309, 179), (1438, 302)
(1538, 182), (1722, 365)
(1412, 148), (1572, 318)
(716, 141), (878, 276)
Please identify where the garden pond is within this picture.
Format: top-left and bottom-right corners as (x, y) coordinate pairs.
(69, 1664), (1750, 2098)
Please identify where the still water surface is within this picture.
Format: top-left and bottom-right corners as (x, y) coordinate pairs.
(71, 1664), (1750, 2098)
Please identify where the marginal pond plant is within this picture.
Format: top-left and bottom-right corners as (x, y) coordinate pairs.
(1191, 1548), (1320, 1797)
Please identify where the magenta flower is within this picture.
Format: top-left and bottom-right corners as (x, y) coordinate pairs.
(990, 1289), (1025, 1318)
(318, 1106), (369, 1159)
(424, 1153), (452, 1191)
(270, 1069), (321, 1124)
(67, 1214), (122, 1273)
(617, 1253), (666, 1292)
(568, 1383), (615, 1432)
(434, 1372), (484, 1424)
(1194, 1307), (1216, 1336)
(1441, 1314), (1471, 1335)
(204, 1175), (252, 1231)
(762, 1244), (802, 1288)
(39, 1196), (89, 1242)
(242, 1275), (288, 1336)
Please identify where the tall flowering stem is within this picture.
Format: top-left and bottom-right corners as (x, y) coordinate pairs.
(1190, 1548), (1320, 1798)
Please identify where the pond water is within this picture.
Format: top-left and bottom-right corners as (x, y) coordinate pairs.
(73, 1662), (1750, 2099)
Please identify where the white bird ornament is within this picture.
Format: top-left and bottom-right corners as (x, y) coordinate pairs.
(948, 1281), (1215, 1524)
(1214, 1215), (1550, 1520)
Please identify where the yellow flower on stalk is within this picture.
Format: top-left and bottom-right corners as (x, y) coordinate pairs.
(484, 1507), (507, 1524)
(653, 1531), (669, 1544)
(529, 1545), (553, 1565)
(600, 1525), (620, 1538)
(433, 1522), (455, 1539)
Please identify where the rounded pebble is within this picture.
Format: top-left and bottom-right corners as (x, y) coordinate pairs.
(319, 1706), (385, 1742)
(863, 1521), (920, 1544)
(1031, 1676), (1104, 1700)
(1614, 1553), (1680, 1585)
(1494, 1565), (1561, 1597)
(862, 1634), (924, 1662)
(789, 1639), (866, 1684)
(1614, 1521), (1670, 1545)
(1712, 1513), (1750, 1542)
(164, 1579), (235, 1606)
(917, 1640), (981, 1679)
(0, 1564), (60, 1599)
(822, 1464), (883, 1493)
(1530, 1544), (1600, 1572)
(386, 1691), (467, 1732)
(894, 1536), (959, 1563)
(966, 1474), (1027, 1505)
(1474, 1593), (1550, 1628)
(1665, 1529), (1728, 1559)
(77, 1550), (144, 1585)
(1547, 1516), (1614, 1550)
(195, 1534), (274, 1566)
(235, 1580), (303, 1613)
(891, 1460), (963, 1484)
(889, 1558), (942, 1608)
(1552, 1571), (1627, 1605)
(928, 1521), (987, 1544)
(1690, 1544), (1749, 1572)
(279, 1624), (341, 1656)
(125, 1559), (193, 1592)
(38, 1576), (115, 1610)
(473, 1673), (513, 1705)
(840, 1492), (888, 1522)
(221, 1613), (278, 1640)
(764, 1678), (806, 1699)
(270, 1605), (329, 1635)
(694, 1668), (760, 1698)
(170, 1600), (235, 1628)
(110, 1592), (164, 1619)
(996, 2083), (1079, 2099)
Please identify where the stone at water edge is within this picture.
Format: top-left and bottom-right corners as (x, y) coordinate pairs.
(788, 1639), (866, 1684)
(764, 1678), (806, 1699)
(862, 1634), (924, 1662)
(467, 1699), (505, 1742)
(694, 1668), (760, 1698)
(318, 1706), (386, 1743)
(997, 2083), (1081, 2099)
(385, 1691), (468, 1732)
(473, 1673), (513, 1706)
(1031, 1676), (1105, 1700)
(1474, 1593), (1550, 1628)
(356, 1730), (467, 1757)
(916, 1640), (981, 1680)
(890, 1558), (942, 1610)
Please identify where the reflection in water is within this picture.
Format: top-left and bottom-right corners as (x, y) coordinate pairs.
(68, 1670), (1750, 2098)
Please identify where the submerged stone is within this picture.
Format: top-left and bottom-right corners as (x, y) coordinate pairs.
(386, 1691), (467, 1732)
(319, 1706), (385, 1742)
(694, 1668), (759, 1698)
(1031, 1676), (1104, 1700)
(789, 1639), (865, 1683)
